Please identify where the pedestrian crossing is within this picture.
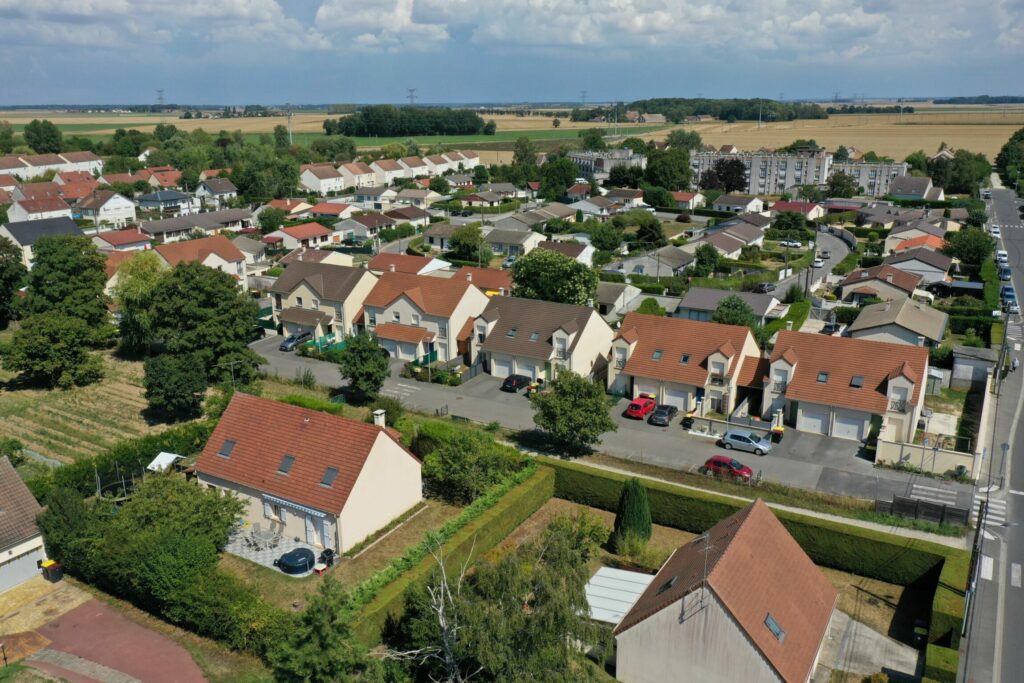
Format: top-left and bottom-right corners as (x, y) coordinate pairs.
(909, 482), (960, 507)
(382, 382), (421, 399)
(970, 497), (1008, 528)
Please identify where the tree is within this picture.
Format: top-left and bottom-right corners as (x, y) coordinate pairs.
(588, 221), (623, 252)
(645, 148), (692, 191)
(612, 478), (652, 553)
(448, 224), (491, 263)
(273, 124), (290, 149)
(666, 128), (702, 151)
(0, 236), (26, 328)
(904, 150), (929, 174)
(531, 370), (616, 454)
(943, 228), (993, 265)
(635, 298), (665, 316)
(699, 168), (723, 191)
(798, 184), (825, 202)
(966, 207), (988, 228)
(153, 123), (178, 142)
(471, 164), (490, 185)
(0, 121), (14, 154)
(713, 158), (747, 193)
(147, 262), (261, 382)
(826, 170), (858, 198)
(3, 313), (104, 388)
(512, 136), (538, 168)
(428, 176), (450, 194)
(422, 431), (524, 504)
(112, 250), (165, 354)
(22, 235), (111, 335)
(552, 117), (561, 128)
(834, 145), (851, 162)
(632, 211), (667, 248)
(144, 353), (208, 420)
(578, 128), (607, 151)
(711, 294), (756, 327)
(538, 157), (577, 200)
(511, 248), (598, 306)
(258, 207), (286, 234)
(24, 119), (62, 153)
(608, 164), (644, 187)
(483, 119), (497, 135)
(690, 243), (721, 277)
(338, 331), (390, 402)
(310, 136), (357, 163)
(641, 185), (674, 209)
(773, 211), (808, 233)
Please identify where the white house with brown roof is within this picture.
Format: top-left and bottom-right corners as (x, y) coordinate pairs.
(838, 264), (922, 303)
(614, 499), (836, 683)
(371, 159), (407, 185)
(0, 456), (47, 593)
(300, 164), (345, 195)
(92, 228), (150, 252)
(397, 156), (429, 177)
(265, 222), (333, 251)
(195, 177), (238, 208)
(536, 240), (595, 266)
(423, 155), (451, 176)
(609, 313), (762, 415)
(395, 188), (442, 208)
(269, 260), (378, 340)
(672, 191), (705, 210)
(363, 271), (489, 363)
(196, 393), (422, 553)
(763, 330), (928, 442)
(712, 194), (764, 213)
(155, 235), (247, 290)
(77, 190), (136, 228)
(7, 197), (72, 223)
(338, 162), (377, 189)
(846, 299), (948, 347)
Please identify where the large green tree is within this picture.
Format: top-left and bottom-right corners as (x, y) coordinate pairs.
(258, 207), (286, 234)
(112, 250), (165, 354)
(531, 370), (616, 454)
(690, 243), (721, 277)
(612, 478), (652, 552)
(666, 128), (703, 151)
(644, 148), (692, 191)
(0, 236), (26, 328)
(713, 158), (748, 193)
(539, 157), (578, 200)
(144, 352), (208, 421)
(448, 224), (491, 263)
(422, 431), (524, 505)
(711, 294), (757, 327)
(943, 228), (993, 265)
(24, 119), (62, 153)
(826, 170), (859, 198)
(338, 331), (390, 402)
(22, 235), (111, 335)
(511, 248), (598, 306)
(512, 136), (538, 168)
(3, 313), (104, 388)
(588, 221), (624, 252)
(578, 128), (607, 151)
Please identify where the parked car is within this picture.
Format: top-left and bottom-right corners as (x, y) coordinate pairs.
(821, 322), (841, 335)
(647, 404), (679, 426)
(1001, 284), (1016, 300)
(779, 239), (803, 248)
(502, 255), (517, 269)
(811, 258), (825, 268)
(460, 210), (474, 217)
(999, 267), (1012, 281)
(1005, 301), (1021, 315)
(991, 226), (1002, 238)
(500, 374), (530, 392)
(624, 395), (656, 419)
(719, 428), (773, 455)
(996, 250), (1009, 262)
(752, 282), (776, 294)
(279, 331), (313, 352)
(818, 250), (832, 259)
(701, 455), (753, 480)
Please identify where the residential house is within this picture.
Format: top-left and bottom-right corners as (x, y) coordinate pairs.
(335, 213), (396, 241)
(196, 393), (422, 553)
(398, 156), (429, 177)
(671, 191), (705, 210)
(838, 264), (922, 303)
(77, 190), (136, 228)
(678, 287), (786, 326)
(952, 345), (999, 389)
(155, 235), (247, 290)
(147, 169), (183, 190)
(265, 222), (333, 251)
(92, 228), (150, 252)
(7, 197), (73, 223)
(537, 240), (595, 266)
(300, 164), (346, 195)
(266, 198), (313, 219)
(846, 299), (948, 347)
(12, 182), (65, 201)
(712, 194), (765, 213)
(681, 231), (746, 260)
(308, 202), (356, 221)
(764, 330), (928, 442)
(569, 195), (618, 221)
(471, 296), (614, 381)
(384, 205), (431, 228)
(888, 176), (944, 201)
(608, 313), (762, 415)
(713, 220), (766, 248)
(463, 191), (504, 207)
(139, 208), (254, 243)
(891, 234), (945, 253)
(604, 188), (645, 209)
(367, 253), (451, 276)
(423, 155), (451, 176)
(338, 162), (376, 189)
(606, 245), (694, 278)
(232, 235), (267, 264)
(362, 271), (489, 363)
(525, 180), (541, 197)
(370, 158), (407, 185)
(0, 216), (84, 267)
(195, 178), (238, 208)
(0, 456), (47, 593)
(566, 183), (592, 202)
(443, 151), (467, 168)
(54, 170), (95, 185)
(596, 281), (642, 320)
(424, 222), (458, 251)
(0, 174), (18, 191)
(492, 203), (576, 232)
(882, 248), (952, 285)
(279, 247), (354, 268)
(137, 190), (201, 217)
(447, 174), (474, 189)
(460, 151), (481, 169)
(429, 266), (512, 297)
(353, 186), (398, 211)
(770, 201), (825, 221)
(883, 220), (946, 253)
(199, 168), (231, 181)
(484, 228), (544, 257)
(614, 499), (836, 683)
(269, 260), (378, 339)
(103, 250), (134, 295)
(395, 188), (441, 208)
(0, 151), (103, 180)
(480, 182), (519, 199)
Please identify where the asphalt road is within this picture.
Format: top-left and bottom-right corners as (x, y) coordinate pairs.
(776, 230), (849, 294)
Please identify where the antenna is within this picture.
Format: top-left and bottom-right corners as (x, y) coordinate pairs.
(680, 532), (715, 621)
(407, 88), (417, 106)
(778, 92), (785, 103)
(156, 89), (165, 122)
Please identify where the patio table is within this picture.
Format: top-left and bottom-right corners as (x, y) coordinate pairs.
(252, 528), (277, 550)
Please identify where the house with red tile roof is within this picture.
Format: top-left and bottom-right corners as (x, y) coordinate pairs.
(199, 168), (232, 181)
(7, 197), (72, 223)
(103, 250), (136, 294)
(891, 234), (945, 253)
(307, 202), (356, 221)
(147, 169), (182, 190)
(0, 174), (20, 191)
(265, 198), (313, 219)
(614, 499), (836, 683)
(429, 265), (512, 297)
(566, 183), (592, 202)
(763, 330), (928, 442)
(0, 454), (47, 593)
(155, 235), (247, 290)
(609, 313), (762, 416)
(367, 252), (451, 276)
(93, 228), (150, 252)
(838, 264), (922, 303)
(78, 190), (136, 228)
(769, 200), (825, 220)
(264, 222), (332, 251)
(196, 393), (422, 553)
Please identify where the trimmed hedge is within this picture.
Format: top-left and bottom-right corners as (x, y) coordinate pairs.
(351, 466), (555, 644)
(924, 644), (959, 683)
(692, 208), (736, 219)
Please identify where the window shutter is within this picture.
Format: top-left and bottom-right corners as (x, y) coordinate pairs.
(279, 507), (287, 523)
(304, 515), (315, 544)
(263, 500), (273, 518)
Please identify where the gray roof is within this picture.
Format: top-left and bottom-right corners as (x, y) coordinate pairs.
(355, 186), (393, 197)
(889, 176), (934, 197)
(2, 216), (83, 246)
(231, 235), (264, 255)
(891, 220), (945, 238)
(200, 177), (237, 194)
(485, 229), (533, 245)
(481, 182), (517, 194)
(596, 280), (638, 306)
(714, 193), (758, 208)
(138, 189), (190, 202)
(679, 287), (778, 317)
(0, 456), (42, 551)
(469, 190), (503, 203)
(269, 261), (368, 301)
(424, 222), (459, 238)
(884, 248), (953, 271)
(847, 298), (949, 342)
(140, 208), (252, 235)
(479, 296), (598, 360)
(611, 246), (693, 275)
(953, 345), (998, 362)
(721, 222), (764, 245)
(737, 212), (772, 228)
(279, 306), (331, 327)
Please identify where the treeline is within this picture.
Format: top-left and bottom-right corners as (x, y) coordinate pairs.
(934, 96), (1024, 105)
(626, 98), (828, 123)
(826, 104), (915, 114)
(323, 106), (492, 137)
(905, 148), (991, 195)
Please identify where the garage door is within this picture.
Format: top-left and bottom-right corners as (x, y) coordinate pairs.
(635, 378), (659, 399)
(798, 404), (829, 435)
(398, 343), (417, 361)
(518, 361), (538, 380)
(664, 384), (690, 410)
(381, 339), (399, 358)
(491, 357), (512, 378)
(833, 410), (867, 441)
(0, 547), (45, 593)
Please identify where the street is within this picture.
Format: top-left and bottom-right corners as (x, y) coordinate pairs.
(776, 230), (849, 294)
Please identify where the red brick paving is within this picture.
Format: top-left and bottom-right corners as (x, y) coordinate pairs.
(35, 599), (206, 683)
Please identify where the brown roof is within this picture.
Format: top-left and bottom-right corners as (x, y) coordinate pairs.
(736, 356), (769, 388)
(771, 330), (928, 413)
(0, 173), (19, 187)
(155, 235), (243, 267)
(21, 153), (64, 166)
(364, 271), (476, 317)
(373, 159), (403, 172)
(615, 500), (837, 683)
(450, 266), (511, 293)
(671, 191), (698, 201)
(16, 197), (70, 213)
(16, 182), (62, 199)
(349, 213), (395, 229)
(373, 322), (435, 343)
(399, 156), (427, 168)
(340, 162), (374, 175)
(269, 260), (370, 301)
(368, 253), (432, 274)
(280, 222), (332, 240)
(77, 190), (119, 211)
(56, 180), (98, 201)
(537, 240), (586, 258)
(0, 456), (43, 551)
(279, 306), (331, 327)
(385, 205), (431, 221)
(840, 264), (922, 295)
(96, 228), (148, 246)
(196, 393), (415, 514)
(309, 202), (350, 215)
(478, 296), (600, 360)
(59, 151), (101, 163)
(104, 250), (134, 279)
(100, 172), (139, 185)
(616, 313), (753, 386)
(303, 164), (341, 180)
(57, 170), (93, 183)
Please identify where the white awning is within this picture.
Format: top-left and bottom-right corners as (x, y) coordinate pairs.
(262, 493), (327, 519)
(584, 566), (655, 625)
(147, 451), (182, 473)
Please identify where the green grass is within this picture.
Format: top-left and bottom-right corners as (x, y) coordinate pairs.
(765, 300), (812, 334)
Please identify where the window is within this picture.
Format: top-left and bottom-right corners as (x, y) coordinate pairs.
(296, 296), (303, 307)
(529, 331), (539, 342)
(217, 439), (235, 458)
(765, 613), (785, 642)
(368, 311), (377, 326)
(850, 375), (864, 388)
(278, 454), (295, 475)
(652, 349), (663, 360)
(438, 322), (448, 339)
(656, 576), (678, 595)
(321, 467), (339, 488)
(393, 310), (401, 323)
(477, 325), (486, 343)
(412, 313), (420, 326)
(507, 327), (518, 337)
(680, 353), (690, 364)
(312, 299), (319, 309)
(817, 371), (829, 384)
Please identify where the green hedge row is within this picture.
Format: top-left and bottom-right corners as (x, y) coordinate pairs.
(924, 644), (959, 683)
(692, 207), (736, 219)
(351, 466), (555, 645)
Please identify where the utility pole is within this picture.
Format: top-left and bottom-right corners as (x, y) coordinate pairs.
(407, 88), (417, 106)
(156, 89), (165, 122)
(580, 90), (587, 108)
(286, 102), (293, 146)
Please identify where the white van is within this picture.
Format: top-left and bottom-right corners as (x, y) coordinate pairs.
(997, 250), (1009, 265)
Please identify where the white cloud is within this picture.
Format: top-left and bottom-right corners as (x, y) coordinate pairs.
(315, 0), (449, 52)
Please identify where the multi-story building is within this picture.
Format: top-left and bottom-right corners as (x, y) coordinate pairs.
(567, 149), (647, 182)
(831, 161), (910, 198)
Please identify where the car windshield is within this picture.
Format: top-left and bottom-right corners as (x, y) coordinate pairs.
(729, 459), (743, 469)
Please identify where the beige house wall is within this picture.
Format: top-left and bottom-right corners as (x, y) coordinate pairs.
(273, 270), (377, 337)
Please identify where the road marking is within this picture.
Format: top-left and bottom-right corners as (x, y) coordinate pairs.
(910, 483), (959, 505)
(1011, 489), (1024, 496)
(1016, 343), (1022, 352)
(1013, 563), (1022, 588)
(972, 498), (1008, 526)
(982, 555), (995, 581)
(984, 529), (997, 541)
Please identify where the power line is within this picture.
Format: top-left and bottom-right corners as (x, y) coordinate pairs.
(407, 88), (417, 106)
(156, 89), (165, 123)
(579, 90), (587, 107)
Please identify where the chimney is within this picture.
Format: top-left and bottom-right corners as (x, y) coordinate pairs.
(587, 298), (594, 308)
(372, 409), (386, 427)
(389, 263), (396, 272)
(917, 335), (926, 347)
(466, 271), (473, 282)
(786, 321), (793, 331)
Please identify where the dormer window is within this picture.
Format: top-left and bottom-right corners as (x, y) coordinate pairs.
(507, 328), (517, 337)
(680, 353), (690, 364)
(652, 349), (663, 360)
(817, 372), (829, 384)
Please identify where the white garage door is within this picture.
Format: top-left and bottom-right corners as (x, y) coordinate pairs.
(0, 547), (45, 593)
(833, 410), (867, 441)
(491, 357), (512, 378)
(381, 339), (399, 358)
(518, 361), (538, 380)
(798, 404), (829, 435)
(635, 378), (659, 398)
(398, 343), (417, 361)
(664, 384), (690, 410)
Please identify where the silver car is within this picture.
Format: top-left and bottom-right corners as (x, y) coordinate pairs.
(720, 429), (773, 456)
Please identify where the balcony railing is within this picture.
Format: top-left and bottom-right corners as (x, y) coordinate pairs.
(772, 381), (788, 392)
(614, 358), (626, 369)
(554, 350), (567, 361)
(889, 399), (908, 413)
(708, 374), (726, 386)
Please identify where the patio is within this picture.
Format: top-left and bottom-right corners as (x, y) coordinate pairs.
(224, 528), (321, 578)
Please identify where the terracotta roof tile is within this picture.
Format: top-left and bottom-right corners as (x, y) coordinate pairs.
(364, 271), (475, 317)
(280, 222), (332, 240)
(448, 266), (511, 293)
(155, 235), (243, 267)
(96, 228), (148, 246)
(104, 250), (135, 279)
(368, 253), (432, 274)
(373, 322), (436, 343)
(16, 197), (70, 213)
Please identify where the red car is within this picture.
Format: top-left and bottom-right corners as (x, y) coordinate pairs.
(701, 455), (754, 480)
(624, 395), (656, 419)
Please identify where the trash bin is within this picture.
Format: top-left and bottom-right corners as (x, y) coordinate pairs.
(42, 562), (64, 583)
(771, 427), (784, 444)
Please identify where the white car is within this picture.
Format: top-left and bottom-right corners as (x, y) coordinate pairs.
(779, 239), (803, 248)
(812, 258), (825, 268)
(992, 227), (1002, 238)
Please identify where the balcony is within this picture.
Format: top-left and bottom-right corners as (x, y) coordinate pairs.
(554, 350), (568, 361)
(708, 374), (726, 386)
(889, 399), (908, 413)
(772, 381), (788, 392)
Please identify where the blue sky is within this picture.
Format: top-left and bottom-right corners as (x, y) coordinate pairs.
(0, 0), (1021, 105)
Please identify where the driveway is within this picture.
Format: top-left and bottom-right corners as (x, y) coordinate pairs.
(777, 230), (849, 294)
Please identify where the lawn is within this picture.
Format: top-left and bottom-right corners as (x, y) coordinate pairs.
(218, 499), (463, 611)
(923, 387), (983, 451)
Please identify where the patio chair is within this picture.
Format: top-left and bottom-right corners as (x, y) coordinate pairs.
(253, 522), (262, 535)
